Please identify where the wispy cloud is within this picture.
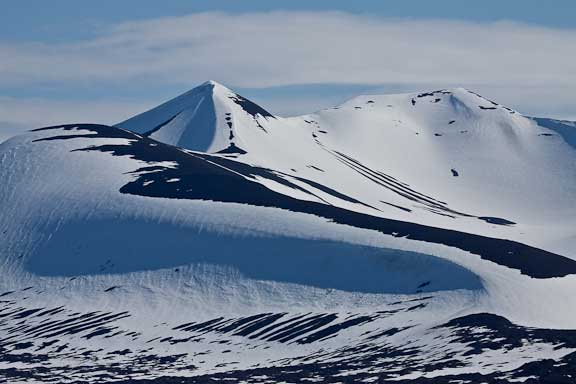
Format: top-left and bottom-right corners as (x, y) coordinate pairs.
(1, 11), (575, 141)
(2, 12), (575, 88)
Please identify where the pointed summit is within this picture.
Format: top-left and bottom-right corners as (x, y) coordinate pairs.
(117, 81), (275, 153)
(202, 79), (224, 87)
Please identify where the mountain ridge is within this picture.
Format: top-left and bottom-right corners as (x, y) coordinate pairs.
(1, 81), (576, 383)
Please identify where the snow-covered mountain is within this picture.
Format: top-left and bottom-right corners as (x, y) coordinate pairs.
(1, 81), (576, 383)
(116, 80), (275, 154)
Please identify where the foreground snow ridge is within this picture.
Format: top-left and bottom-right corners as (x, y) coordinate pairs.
(1, 81), (576, 383)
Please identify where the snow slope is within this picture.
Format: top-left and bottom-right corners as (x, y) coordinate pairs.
(117, 80), (275, 154)
(1, 82), (576, 383)
(121, 82), (576, 255)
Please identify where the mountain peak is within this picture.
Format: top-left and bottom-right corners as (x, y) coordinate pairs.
(117, 81), (275, 153)
(178, 79), (230, 97)
(202, 79), (220, 86)
(201, 79), (226, 88)
(334, 87), (517, 117)
(197, 80), (232, 94)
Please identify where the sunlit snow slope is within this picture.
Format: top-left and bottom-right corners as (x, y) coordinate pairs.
(1, 81), (576, 383)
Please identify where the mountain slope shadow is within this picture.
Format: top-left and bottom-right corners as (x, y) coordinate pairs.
(26, 218), (482, 294)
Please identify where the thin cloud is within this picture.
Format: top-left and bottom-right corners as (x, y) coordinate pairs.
(1, 11), (575, 136)
(1, 12), (575, 88)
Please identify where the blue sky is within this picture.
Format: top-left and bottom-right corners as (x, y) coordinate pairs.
(1, 1), (576, 141)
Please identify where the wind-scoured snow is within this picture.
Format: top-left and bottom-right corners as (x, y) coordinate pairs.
(1, 82), (576, 383)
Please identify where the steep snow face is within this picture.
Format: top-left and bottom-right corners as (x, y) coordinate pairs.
(531, 116), (576, 150)
(116, 81), (275, 154)
(2, 84), (576, 383)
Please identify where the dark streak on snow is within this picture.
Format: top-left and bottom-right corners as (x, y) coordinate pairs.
(174, 312), (378, 345)
(216, 143), (247, 155)
(228, 95), (274, 120)
(142, 113), (181, 137)
(96, 312), (576, 383)
(380, 201), (412, 213)
(2, 287), (576, 383)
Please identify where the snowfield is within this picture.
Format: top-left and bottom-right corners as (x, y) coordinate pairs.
(1, 81), (576, 383)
